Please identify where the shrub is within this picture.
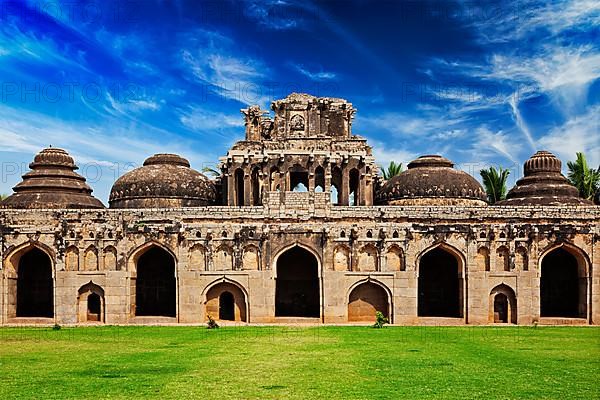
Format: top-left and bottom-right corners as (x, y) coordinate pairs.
(372, 311), (389, 328)
(52, 323), (61, 331)
(206, 315), (219, 329)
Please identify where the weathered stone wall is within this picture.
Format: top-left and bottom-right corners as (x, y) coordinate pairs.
(1, 191), (598, 325)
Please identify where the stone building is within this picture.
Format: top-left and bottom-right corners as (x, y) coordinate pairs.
(1, 93), (598, 326)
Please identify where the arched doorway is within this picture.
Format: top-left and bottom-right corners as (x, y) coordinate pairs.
(205, 282), (247, 322)
(348, 282), (389, 322)
(275, 246), (320, 317)
(219, 292), (235, 320)
(489, 284), (517, 324)
(135, 247), (176, 317)
(78, 282), (105, 323)
(235, 168), (245, 206)
(17, 248), (53, 318)
(418, 247), (462, 318)
(540, 248), (586, 318)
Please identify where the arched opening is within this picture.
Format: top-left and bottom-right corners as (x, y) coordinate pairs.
(205, 282), (247, 322)
(418, 247), (462, 318)
(331, 166), (342, 205)
(489, 284), (517, 324)
(219, 292), (235, 320)
(314, 166), (325, 192)
(16, 248), (53, 318)
(275, 246), (320, 318)
(87, 293), (101, 321)
(348, 282), (389, 322)
(494, 293), (508, 323)
(540, 248), (585, 318)
(135, 247), (176, 317)
(235, 168), (245, 206)
(251, 167), (261, 205)
(349, 168), (360, 206)
(290, 164), (308, 192)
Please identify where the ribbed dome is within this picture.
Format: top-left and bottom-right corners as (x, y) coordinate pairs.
(1, 147), (104, 209)
(109, 154), (216, 208)
(496, 151), (592, 206)
(376, 155), (487, 206)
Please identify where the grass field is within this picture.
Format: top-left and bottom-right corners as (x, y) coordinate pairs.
(0, 326), (598, 399)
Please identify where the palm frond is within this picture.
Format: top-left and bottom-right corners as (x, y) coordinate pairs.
(480, 166), (510, 204)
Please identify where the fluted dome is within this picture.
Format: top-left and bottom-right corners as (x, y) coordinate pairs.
(1, 147), (104, 209)
(496, 151), (592, 206)
(109, 154), (216, 208)
(376, 155), (487, 206)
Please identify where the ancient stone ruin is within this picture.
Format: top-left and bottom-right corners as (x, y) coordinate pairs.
(0, 93), (598, 325)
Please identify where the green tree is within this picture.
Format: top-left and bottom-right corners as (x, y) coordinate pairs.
(381, 161), (403, 180)
(567, 152), (600, 200)
(0, 194), (8, 201)
(480, 166), (510, 204)
(201, 166), (221, 178)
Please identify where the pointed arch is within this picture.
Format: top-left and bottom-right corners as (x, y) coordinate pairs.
(242, 245), (260, 270)
(188, 243), (207, 271)
(496, 245), (510, 271)
(65, 245), (80, 271)
(203, 278), (249, 322)
(333, 244), (351, 271)
(489, 284), (517, 324)
(84, 245), (98, 271)
(214, 244), (234, 271)
(127, 241), (177, 276)
(477, 246), (490, 272)
(385, 244), (404, 271)
(103, 246), (117, 271)
(357, 244), (378, 272)
(347, 278), (393, 323)
(77, 282), (105, 323)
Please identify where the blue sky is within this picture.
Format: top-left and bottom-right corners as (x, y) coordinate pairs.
(0, 0), (598, 203)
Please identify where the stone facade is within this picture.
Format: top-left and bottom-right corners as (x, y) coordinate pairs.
(1, 93), (598, 326)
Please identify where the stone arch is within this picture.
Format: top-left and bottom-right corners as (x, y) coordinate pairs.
(347, 279), (392, 323)
(357, 244), (378, 272)
(242, 245), (260, 270)
(188, 243), (207, 271)
(314, 165), (325, 192)
(234, 168), (245, 206)
(84, 245), (98, 271)
(385, 245), (404, 271)
(349, 168), (360, 205)
(539, 243), (589, 319)
(496, 245), (510, 271)
(77, 282), (105, 323)
(204, 279), (248, 322)
(103, 246), (117, 271)
(515, 246), (528, 271)
(127, 241), (177, 276)
(416, 243), (465, 318)
(3, 243), (55, 319)
(271, 242), (322, 276)
(333, 244), (350, 271)
(214, 244), (234, 271)
(477, 246), (490, 272)
(251, 166), (261, 205)
(489, 284), (517, 324)
(130, 243), (176, 318)
(274, 245), (320, 318)
(65, 245), (79, 271)
(289, 164), (308, 192)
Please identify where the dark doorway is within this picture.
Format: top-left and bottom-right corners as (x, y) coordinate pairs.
(418, 248), (461, 317)
(331, 166), (342, 205)
(541, 248), (581, 317)
(136, 247), (176, 317)
(251, 167), (261, 205)
(275, 247), (320, 317)
(219, 291), (235, 320)
(235, 168), (245, 206)
(348, 283), (389, 322)
(494, 293), (508, 323)
(314, 166), (325, 192)
(17, 248), (53, 317)
(87, 293), (101, 322)
(349, 168), (360, 206)
(290, 165), (309, 192)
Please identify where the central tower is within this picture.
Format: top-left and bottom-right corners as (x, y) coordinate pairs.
(220, 93), (378, 206)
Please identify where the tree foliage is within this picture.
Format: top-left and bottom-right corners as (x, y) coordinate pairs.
(480, 166), (510, 204)
(567, 152), (600, 200)
(381, 161), (403, 180)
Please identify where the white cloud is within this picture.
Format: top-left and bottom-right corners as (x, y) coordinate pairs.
(180, 106), (244, 131)
(293, 64), (337, 81)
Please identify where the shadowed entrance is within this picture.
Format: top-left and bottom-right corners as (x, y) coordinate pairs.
(418, 248), (461, 317)
(17, 248), (53, 317)
(135, 247), (176, 317)
(275, 247), (319, 317)
(541, 248), (584, 318)
(348, 282), (389, 322)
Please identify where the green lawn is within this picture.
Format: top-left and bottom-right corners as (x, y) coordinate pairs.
(0, 326), (598, 399)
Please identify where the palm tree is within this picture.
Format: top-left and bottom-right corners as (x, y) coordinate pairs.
(567, 152), (600, 200)
(0, 194), (7, 201)
(480, 166), (510, 204)
(381, 161), (403, 180)
(201, 166), (221, 178)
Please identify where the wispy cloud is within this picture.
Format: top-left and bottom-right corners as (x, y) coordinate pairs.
(293, 64), (337, 81)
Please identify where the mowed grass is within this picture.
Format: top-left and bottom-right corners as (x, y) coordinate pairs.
(0, 326), (598, 399)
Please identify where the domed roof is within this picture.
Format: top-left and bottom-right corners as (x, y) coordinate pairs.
(496, 151), (592, 206)
(376, 155), (487, 206)
(1, 147), (104, 209)
(109, 153), (216, 208)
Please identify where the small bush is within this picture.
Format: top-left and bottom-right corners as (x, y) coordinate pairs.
(52, 323), (61, 331)
(372, 311), (389, 329)
(206, 315), (219, 329)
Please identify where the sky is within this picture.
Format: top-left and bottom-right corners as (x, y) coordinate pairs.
(0, 0), (598, 204)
